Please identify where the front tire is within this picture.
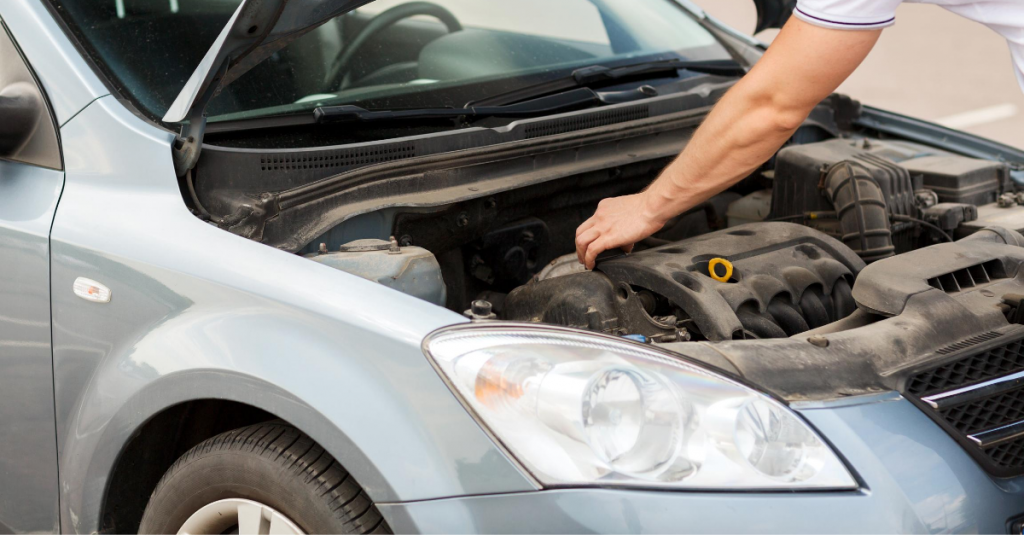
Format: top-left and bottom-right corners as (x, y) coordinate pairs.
(139, 422), (390, 534)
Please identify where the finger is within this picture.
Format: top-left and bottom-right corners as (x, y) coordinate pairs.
(576, 217), (597, 238)
(576, 228), (601, 264)
(584, 238), (607, 270)
(623, 243), (634, 254)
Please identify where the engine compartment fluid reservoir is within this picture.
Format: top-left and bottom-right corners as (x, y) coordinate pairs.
(726, 189), (772, 227)
(307, 238), (447, 306)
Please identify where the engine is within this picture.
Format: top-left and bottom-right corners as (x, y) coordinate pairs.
(306, 134), (1021, 342)
(502, 223), (863, 341)
(490, 138), (1018, 340)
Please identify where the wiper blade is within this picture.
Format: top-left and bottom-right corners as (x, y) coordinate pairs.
(314, 59), (743, 125)
(469, 58), (746, 107)
(314, 86), (653, 125)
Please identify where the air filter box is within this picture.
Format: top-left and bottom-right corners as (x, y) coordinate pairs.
(771, 139), (1010, 218)
(771, 139), (921, 219)
(899, 155), (1008, 205)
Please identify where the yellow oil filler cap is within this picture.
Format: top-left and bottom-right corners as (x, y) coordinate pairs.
(708, 258), (733, 282)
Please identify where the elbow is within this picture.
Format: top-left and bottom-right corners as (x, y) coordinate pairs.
(742, 88), (811, 133)
(767, 105), (809, 133)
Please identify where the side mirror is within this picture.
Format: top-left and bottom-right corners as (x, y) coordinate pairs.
(753, 0), (796, 33)
(0, 20), (61, 171)
(0, 82), (41, 158)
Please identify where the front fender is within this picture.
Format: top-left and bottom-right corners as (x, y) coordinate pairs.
(58, 298), (535, 534)
(52, 97), (534, 533)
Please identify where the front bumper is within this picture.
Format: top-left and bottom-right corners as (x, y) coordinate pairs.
(379, 394), (1024, 533)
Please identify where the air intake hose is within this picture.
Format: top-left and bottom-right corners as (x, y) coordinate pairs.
(959, 226), (1024, 246)
(823, 161), (895, 262)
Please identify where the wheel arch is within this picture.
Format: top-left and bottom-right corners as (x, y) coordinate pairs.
(82, 370), (396, 535)
(99, 399), (275, 533)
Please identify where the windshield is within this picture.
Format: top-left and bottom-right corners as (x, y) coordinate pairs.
(49, 0), (733, 123)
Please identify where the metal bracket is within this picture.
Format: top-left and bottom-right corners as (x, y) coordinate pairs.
(170, 60), (225, 177)
(172, 108), (207, 177)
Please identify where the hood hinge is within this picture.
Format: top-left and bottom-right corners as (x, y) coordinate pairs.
(170, 61), (227, 177)
(172, 110), (207, 177)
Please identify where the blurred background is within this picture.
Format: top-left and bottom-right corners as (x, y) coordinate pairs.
(692, 0), (1024, 149)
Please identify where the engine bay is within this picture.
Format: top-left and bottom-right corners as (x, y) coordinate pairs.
(192, 91), (1024, 375)
(196, 93), (1024, 474)
(297, 132), (1023, 345)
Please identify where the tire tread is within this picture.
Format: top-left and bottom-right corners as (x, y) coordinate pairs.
(142, 422), (391, 534)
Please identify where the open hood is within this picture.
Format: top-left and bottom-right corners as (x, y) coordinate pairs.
(164, 0), (371, 174)
(752, 0), (795, 33)
(164, 0), (371, 124)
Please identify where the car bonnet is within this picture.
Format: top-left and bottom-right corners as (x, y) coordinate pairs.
(163, 0), (372, 125)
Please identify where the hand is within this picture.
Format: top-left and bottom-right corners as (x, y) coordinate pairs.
(575, 193), (666, 269)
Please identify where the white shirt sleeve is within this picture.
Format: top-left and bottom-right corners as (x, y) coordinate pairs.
(794, 0), (903, 30)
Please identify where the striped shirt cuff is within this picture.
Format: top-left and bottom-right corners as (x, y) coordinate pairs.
(793, 6), (895, 30)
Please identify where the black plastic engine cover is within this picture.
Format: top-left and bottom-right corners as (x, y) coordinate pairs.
(503, 271), (680, 340)
(597, 223), (865, 340)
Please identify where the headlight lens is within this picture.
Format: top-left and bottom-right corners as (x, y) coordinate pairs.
(425, 326), (856, 490)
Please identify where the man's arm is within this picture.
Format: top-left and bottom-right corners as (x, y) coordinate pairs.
(575, 18), (882, 269)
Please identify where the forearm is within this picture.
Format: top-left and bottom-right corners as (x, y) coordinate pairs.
(636, 19), (882, 225)
(640, 83), (806, 223)
(574, 19), (882, 268)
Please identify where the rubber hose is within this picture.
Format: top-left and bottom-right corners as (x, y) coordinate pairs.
(817, 286), (835, 320)
(799, 288), (831, 329)
(960, 226), (1024, 247)
(737, 309), (787, 339)
(823, 161), (895, 262)
(767, 300), (810, 336)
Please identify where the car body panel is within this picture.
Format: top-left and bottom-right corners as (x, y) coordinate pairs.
(0, 161), (63, 533)
(0, 5), (67, 529)
(1, 0), (1021, 533)
(379, 395), (1024, 534)
(52, 96), (529, 533)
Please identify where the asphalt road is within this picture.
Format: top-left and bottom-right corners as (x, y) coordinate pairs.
(693, 0), (1024, 150)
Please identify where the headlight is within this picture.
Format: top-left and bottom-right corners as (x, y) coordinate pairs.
(424, 325), (856, 490)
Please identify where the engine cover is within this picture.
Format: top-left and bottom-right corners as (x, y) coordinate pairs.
(504, 223), (865, 341)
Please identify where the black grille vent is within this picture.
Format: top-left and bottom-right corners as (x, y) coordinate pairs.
(926, 259), (1006, 293)
(524, 105), (649, 139)
(907, 337), (1023, 395)
(260, 144), (415, 172)
(904, 332), (1024, 477)
(941, 385), (1024, 433)
(989, 436), (1024, 468)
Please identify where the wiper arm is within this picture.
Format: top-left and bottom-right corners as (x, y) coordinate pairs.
(314, 86), (653, 125)
(468, 58), (746, 107)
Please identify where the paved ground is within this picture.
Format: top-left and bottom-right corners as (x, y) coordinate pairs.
(692, 0), (1024, 149)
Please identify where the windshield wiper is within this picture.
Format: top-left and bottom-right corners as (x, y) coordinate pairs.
(314, 59), (744, 125)
(468, 58), (746, 107)
(314, 86), (654, 125)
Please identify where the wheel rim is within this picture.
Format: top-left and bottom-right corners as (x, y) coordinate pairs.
(178, 498), (305, 535)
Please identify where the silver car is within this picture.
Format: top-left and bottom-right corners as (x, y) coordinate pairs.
(1, 0), (1024, 533)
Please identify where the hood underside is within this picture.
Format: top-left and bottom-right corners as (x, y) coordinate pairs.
(163, 0), (371, 125)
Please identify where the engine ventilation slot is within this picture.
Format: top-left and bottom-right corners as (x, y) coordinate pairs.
(260, 144), (416, 172)
(935, 331), (1003, 355)
(524, 105), (649, 139)
(927, 260), (1006, 293)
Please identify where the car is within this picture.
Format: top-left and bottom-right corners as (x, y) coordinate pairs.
(1, 0), (1023, 532)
